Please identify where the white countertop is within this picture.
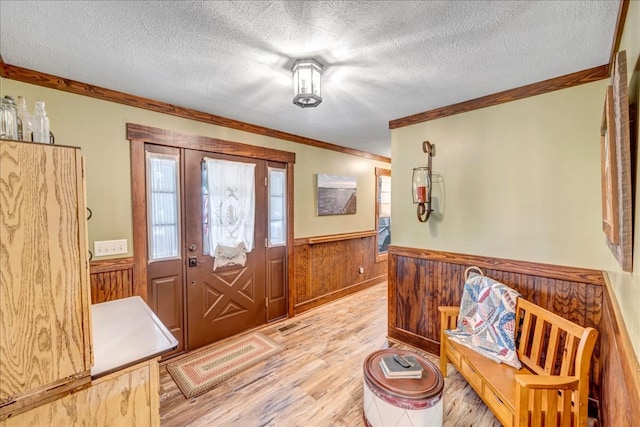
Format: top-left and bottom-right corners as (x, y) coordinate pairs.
(91, 296), (178, 378)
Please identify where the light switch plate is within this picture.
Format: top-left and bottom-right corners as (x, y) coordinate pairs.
(94, 239), (128, 256)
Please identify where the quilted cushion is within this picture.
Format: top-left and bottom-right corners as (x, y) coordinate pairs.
(446, 272), (522, 369)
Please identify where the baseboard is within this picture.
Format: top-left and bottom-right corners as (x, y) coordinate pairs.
(294, 274), (386, 314)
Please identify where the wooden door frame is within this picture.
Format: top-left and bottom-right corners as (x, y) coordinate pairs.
(374, 167), (391, 263)
(127, 123), (296, 317)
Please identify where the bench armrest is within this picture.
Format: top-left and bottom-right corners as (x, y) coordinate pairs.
(515, 375), (580, 426)
(515, 374), (579, 390)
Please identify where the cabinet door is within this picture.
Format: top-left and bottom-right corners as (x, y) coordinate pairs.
(0, 141), (92, 414)
(0, 358), (159, 427)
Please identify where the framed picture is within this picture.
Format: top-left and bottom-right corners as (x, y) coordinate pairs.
(317, 174), (357, 216)
(600, 85), (619, 244)
(601, 50), (633, 272)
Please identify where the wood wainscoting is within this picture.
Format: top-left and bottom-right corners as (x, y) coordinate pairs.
(293, 231), (387, 314)
(89, 257), (135, 304)
(387, 246), (605, 404)
(90, 230), (389, 316)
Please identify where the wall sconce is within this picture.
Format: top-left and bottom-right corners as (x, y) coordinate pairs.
(412, 141), (435, 222)
(292, 58), (323, 108)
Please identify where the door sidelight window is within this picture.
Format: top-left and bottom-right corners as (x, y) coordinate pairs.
(268, 167), (286, 247)
(146, 152), (181, 261)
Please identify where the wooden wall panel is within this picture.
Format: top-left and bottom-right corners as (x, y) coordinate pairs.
(293, 243), (312, 304)
(388, 246), (604, 403)
(293, 232), (387, 314)
(89, 258), (135, 304)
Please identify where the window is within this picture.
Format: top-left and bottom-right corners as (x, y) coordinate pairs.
(375, 168), (391, 261)
(268, 167), (286, 246)
(146, 152), (180, 261)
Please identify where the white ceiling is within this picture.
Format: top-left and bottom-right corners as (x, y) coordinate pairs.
(0, 1), (620, 157)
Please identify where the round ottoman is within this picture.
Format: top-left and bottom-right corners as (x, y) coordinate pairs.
(363, 349), (444, 427)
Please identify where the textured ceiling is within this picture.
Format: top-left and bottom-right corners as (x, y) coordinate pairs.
(0, 1), (620, 157)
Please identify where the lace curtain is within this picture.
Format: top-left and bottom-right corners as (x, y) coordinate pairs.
(204, 158), (255, 270)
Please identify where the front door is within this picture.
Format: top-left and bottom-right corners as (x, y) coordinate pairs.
(183, 149), (268, 350)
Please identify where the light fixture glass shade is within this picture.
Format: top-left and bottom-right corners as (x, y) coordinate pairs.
(412, 166), (431, 204)
(292, 58), (322, 108)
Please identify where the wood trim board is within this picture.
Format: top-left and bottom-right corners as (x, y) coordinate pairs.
(294, 231), (377, 246)
(388, 245), (605, 286)
(374, 167), (391, 264)
(126, 123), (296, 164)
(129, 140), (148, 302)
(600, 272), (640, 425)
(388, 65), (609, 129)
(0, 61), (389, 163)
(293, 275), (387, 314)
(609, 0), (631, 74)
(90, 257), (135, 274)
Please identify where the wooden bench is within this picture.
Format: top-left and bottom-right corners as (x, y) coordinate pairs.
(439, 298), (598, 427)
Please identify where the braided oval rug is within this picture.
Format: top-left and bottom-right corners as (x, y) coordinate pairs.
(167, 332), (284, 399)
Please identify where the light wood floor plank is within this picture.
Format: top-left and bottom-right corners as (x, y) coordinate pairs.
(159, 282), (500, 426)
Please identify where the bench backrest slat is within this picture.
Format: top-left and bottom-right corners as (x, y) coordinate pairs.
(560, 337), (579, 375)
(543, 325), (561, 375)
(530, 316), (546, 367)
(518, 305), (534, 356)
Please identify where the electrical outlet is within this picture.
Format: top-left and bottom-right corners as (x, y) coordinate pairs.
(359, 266), (364, 274)
(94, 239), (128, 257)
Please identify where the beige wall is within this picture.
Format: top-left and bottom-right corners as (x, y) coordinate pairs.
(0, 79), (389, 258)
(603, 0), (640, 358)
(391, 79), (610, 268)
(391, 0), (640, 358)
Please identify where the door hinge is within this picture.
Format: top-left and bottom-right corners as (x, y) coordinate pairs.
(265, 237), (268, 248)
(265, 298), (269, 308)
(264, 177), (268, 187)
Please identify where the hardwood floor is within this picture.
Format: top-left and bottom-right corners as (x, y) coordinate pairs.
(159, 282), (500, 426)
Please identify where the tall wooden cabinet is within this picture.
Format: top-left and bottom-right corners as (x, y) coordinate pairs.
(0, 140), (93, 418)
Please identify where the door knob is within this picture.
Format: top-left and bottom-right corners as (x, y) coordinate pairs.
(189, 244), (196, 252)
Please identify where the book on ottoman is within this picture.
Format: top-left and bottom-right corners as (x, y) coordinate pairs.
(379, 354), (423, 379)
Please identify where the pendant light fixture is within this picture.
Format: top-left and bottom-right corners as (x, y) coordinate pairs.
(292, 58), (323, 108)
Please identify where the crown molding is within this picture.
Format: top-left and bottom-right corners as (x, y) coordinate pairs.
(0, 62), (391, 163)
(388, 64), (609, 129)
(609, 0), (631, 75)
